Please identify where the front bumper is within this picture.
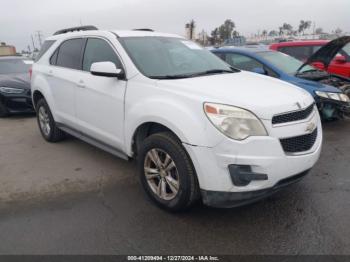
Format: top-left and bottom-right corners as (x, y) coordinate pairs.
(316, 98), (350, 118)
(0, 90), (34, 114)
(183, 109), (322, 208)
(202, 169), (310, 208)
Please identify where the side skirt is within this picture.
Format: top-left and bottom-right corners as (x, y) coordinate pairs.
(56, 123), (129, 161)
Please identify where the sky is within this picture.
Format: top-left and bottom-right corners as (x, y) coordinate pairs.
(1, 0), (349, 51)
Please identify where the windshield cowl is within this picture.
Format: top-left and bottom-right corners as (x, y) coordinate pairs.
(149, 69), (237, 80)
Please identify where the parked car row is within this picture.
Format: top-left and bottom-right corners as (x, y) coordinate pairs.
(211, 37), (350, 120)
(270, 38), (350, 78)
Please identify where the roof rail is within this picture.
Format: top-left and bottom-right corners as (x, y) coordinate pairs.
(133, 28), (154, 32)
(53, 25), (98, 35)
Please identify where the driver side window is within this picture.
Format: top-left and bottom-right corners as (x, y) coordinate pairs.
(225, 53), (278, 78)
(83, 38), (122, 72)
(226, 53), (264, 71)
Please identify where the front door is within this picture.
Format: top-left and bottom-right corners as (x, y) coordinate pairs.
(76, 37), (127, 151)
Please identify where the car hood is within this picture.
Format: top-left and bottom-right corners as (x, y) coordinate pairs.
(0, 73), (30, 90)
(298, 36), (350, 73)
(290, 76), (342, 93)
(159, 71), (314, 120)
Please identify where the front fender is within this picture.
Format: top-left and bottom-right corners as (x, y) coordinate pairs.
(124, 97), (224, 156)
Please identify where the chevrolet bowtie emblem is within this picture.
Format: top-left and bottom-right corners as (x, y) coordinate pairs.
(305, 122), (316, 133)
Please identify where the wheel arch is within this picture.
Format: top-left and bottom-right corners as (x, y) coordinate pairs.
(130, 121), (185, 158)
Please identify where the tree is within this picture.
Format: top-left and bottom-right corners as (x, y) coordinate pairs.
(298, 20), (312, 35)
(269, 30), (278, 37)
(218, 19), (235, 41)
(262, 30), (268, 37)
(210, 28), (220, 45)
(335, 28), (343, 35)
(279, 23), (293, 36)
(315, 27), (324, 34)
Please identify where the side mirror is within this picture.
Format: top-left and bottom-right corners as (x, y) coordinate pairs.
(90, 62), (124, 78)
(252, 67), (267, 75)
(334, 55), (346, 64)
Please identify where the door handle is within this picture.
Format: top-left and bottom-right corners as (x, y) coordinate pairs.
(77, 80), (86, 88)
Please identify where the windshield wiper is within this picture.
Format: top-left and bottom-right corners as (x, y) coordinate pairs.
(191, 69), (235, 77)
(149, 69), (235, 80)
(295, 68), (327, 76)
(148, 74), (194, 80)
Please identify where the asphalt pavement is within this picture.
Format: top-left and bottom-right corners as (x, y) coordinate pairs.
(0, 116), (349, 255)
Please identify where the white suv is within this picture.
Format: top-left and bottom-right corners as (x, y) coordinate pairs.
(31, 26), (322, 211)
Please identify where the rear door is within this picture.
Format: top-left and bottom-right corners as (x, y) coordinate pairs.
(76, 37), (127, 151)
(49, 38), (85, 127)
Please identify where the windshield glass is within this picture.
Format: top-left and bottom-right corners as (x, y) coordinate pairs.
(119, 37), (233, 79)
(0, 59), (33, 74)
(343, 44), (350, 56)
(259, 51), (315, 75)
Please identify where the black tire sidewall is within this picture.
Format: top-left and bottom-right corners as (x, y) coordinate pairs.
(36, 99), (56, 141)
(138, 133), (197, 211)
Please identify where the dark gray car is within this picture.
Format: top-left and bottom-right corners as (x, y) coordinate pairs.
(0, 56), (34, 117)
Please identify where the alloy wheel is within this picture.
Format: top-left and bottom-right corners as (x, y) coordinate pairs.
(38, 106), (51, 137)
(144, 148), (180, 201)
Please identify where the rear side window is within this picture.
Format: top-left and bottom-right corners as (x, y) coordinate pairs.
(56, 38), (85, 70)
(82, 38), (122, 71)
(35, 40), (56, 61)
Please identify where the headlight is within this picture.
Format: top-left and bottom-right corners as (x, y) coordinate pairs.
(315, 91), (349, 102)
(204, 103), (267, 140)
(340, 93), (350, 102)
(315, 91), (329, 99)
(0, 87), (25, 94)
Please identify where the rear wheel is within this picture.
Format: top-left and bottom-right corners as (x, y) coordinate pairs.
(138, 132), (200, 212)
(36, 98), (65, 142)
(0, 101), (9, 118)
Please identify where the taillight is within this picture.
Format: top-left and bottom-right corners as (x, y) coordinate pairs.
(29, 67), (32, 79)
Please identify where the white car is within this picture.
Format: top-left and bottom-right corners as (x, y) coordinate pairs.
(31, 26), (322, 211)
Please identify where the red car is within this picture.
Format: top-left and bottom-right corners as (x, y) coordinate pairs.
(270, 39), (350, 77)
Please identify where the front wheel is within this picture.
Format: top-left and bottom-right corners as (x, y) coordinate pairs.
(138, 132), (200, 212)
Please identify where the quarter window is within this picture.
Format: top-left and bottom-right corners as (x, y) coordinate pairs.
(36, 40), (56, 62)
(83, 38), (122, 72)
(56, 38), (85, 70)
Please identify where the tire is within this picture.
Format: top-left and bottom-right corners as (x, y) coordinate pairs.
(0, 101), (9, 118)
(138, 132), (200, 212)
(36, 98), (65, 142)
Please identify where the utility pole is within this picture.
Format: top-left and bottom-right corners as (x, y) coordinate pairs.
(31, 35), (36, 51)
(36, 30), (43, 47)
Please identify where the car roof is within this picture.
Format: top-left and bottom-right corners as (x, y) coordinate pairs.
(214, 45), (270, 54)
(270, 40), (329, 48)
(46, 30), (183, 41)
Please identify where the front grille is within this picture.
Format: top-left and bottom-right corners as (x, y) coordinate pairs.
(272, 103), (315, 125)
(280, 128), (318, 153)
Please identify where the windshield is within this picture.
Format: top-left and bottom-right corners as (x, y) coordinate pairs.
(119, 37), (233, 79)
(343, 44), (350, 56)
(0, 59), (33, 74)
(259, 51), (315, 75)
